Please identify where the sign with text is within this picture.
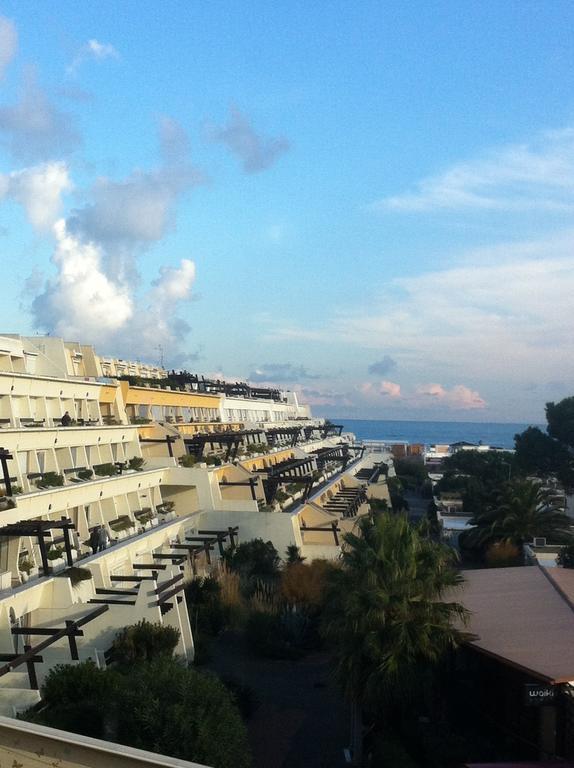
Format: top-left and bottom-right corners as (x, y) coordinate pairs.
(524, 683), (556, 707)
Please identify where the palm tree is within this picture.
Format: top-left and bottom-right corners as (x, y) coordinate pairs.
(285, 544), (305, 565)
(321, 512), (470, 765)
(466, 477), (572, 552)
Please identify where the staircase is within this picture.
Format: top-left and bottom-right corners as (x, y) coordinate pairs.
(323, 486), (368, 518)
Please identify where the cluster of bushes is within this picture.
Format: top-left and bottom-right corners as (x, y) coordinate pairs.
(22, 620), (251, 768)
(187, 539), (337, 662)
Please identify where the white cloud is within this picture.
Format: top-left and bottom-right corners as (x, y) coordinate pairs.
(0, 69), (81, 161)
(66, 118), (203, 282)
(32, 220), (133, 344)
(415, 383), (486, 410)
(359, 380), (402, 399)
(209, 107), (290, 173)
(0, 16), (17, 79)
(32, 222), (197, 358)
(268, 232), (574, 401)
(374, 127), (574, 213)
(2, 162), (72, 231)
(27, 118), (201, 361)
(380, 380), (402, 398)
(67, 39), (119, 74)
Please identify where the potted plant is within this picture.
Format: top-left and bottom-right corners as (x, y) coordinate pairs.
(94, 463), (118, 477)
(40, 472), (65, 488)
(128, 456), (145, 471)
(109, 516), (135, 538)
(157, 501), (176, 520)
(0, 495), (16, 510)
(18, 557), (34, 582)
(47, 546), (66, 572)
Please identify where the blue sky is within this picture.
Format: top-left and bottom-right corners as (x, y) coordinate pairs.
(1, 1), (574, 422)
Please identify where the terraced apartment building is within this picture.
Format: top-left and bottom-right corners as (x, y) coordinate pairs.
(0, 334), (389, 720)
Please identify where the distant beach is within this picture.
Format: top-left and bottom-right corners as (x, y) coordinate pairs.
(337, 419), (544, 450)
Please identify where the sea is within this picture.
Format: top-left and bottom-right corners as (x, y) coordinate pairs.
(336, 419), (544, 450)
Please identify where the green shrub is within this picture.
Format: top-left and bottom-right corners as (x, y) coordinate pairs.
(179, 454), (197, 467)
(205, 454), (222, 466)
(40, 472), (64, 487)
(134, 509), (153, 524)
(111, 620), (180, 666)
(65, 566), (93, 586)
(22, 658), (252, 768)
(94, 463), (118, 477)
(109, 516), (134, 533)
(47, 546), (64, 561)
(128, 456), (145, 471)
(18, 557), (33, 573)
(245, 612), (303, 660)
(78, 469), (93, 480)
(186, 576), (226, 635)
(223, 539), (280, 579)
(221, 676), (260, 720)
(558, 543), (574, 568)
(245, 444), (265, 454)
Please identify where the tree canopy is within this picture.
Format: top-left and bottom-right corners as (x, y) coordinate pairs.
(223, 538), (280, 578)
(514, 426), (569, 476)
(546, 396), (574, 450)
(321, 512), (470, 713)
(463, 477), (572, 550)
(24, 657), (251, 768)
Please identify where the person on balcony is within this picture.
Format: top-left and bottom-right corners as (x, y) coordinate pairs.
(89, 526), (100, 555)
(97, 525), (110, 552)
(61, 411), (72, 427)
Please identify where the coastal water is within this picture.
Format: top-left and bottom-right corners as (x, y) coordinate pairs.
(338, 419), (544, 450)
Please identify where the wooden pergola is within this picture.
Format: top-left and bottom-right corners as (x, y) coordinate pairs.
(0, 604), (109, 689)
(300, 521), (342, 546)
(0, 447), (14, 496)
(265, 426), (302, 447)
(0, 517), (76, 575)
(184, 432), (242, 461)
(312, 445), (351, 470)
(139, 434), (178, 457)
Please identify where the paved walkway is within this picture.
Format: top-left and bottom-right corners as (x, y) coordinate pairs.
(207, 632), (350, 768)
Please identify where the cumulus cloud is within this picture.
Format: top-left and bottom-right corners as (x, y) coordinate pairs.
(368, 355), (397, 376)
(67, 39), (119, 74)
(67, 117), (203, 282)
(0, 16), (17, 80)
(0, 70), (81, 161)
(209, 107), (290, 173)
(0, 161), (72, 231)
(125, 259), (196, 358)
(31, 119), (200, 360)
(380, 380), (401, 398)
(249, 363), (319, 383)
(415, 383), (486, 410)
(359, 380), (401, 399)
(32, 220), (133, 345)
(375, 127), (574, 213)
(32, 221), (197, 358)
